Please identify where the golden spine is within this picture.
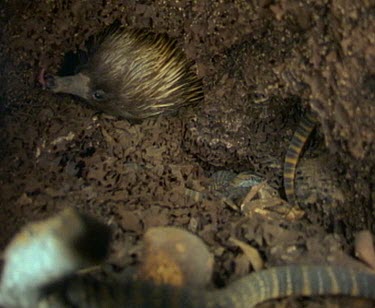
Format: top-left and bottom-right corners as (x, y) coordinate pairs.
(42, 27), (203, 120)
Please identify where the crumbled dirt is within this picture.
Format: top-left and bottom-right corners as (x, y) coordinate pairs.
(0, 1), (374, 307)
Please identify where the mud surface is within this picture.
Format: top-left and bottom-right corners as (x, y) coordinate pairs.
(0, 1), (374, 307)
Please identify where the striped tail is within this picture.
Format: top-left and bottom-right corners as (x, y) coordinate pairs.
(38, 265), (375, 308)
(283, 113), (316, 205)
(210, 265), (375, 308)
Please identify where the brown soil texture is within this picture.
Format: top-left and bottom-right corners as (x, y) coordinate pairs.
(0, 1), (374, 307)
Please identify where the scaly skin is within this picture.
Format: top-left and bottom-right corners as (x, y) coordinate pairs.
(2, 209), (375, 308)
(283, 113), (316, 205)
(39, 265), (375, 307)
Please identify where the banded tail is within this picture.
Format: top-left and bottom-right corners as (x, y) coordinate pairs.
(209, 265), (375, 308)
(283, 113), (316, 205)
(37, 265), (375, 307)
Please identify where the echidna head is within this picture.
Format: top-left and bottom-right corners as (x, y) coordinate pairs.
(41, 66), (135, 118)
(42, 72), (92, 100)
(40, 29), (203, 120)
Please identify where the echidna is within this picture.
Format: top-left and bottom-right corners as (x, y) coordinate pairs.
(39, 28), (202, 120)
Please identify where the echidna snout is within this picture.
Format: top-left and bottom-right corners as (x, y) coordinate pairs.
(42, 72), (92, 101)
(40, 29), (203, 120)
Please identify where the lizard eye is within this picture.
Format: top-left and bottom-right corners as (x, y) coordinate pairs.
(92, 89), (106, 101)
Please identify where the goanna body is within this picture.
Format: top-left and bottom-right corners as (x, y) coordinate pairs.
(2, 209), (374, 308)
(39, 265), (375, 308)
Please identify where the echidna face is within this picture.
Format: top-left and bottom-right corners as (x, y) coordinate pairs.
(84, 66), (141, 119)
(42, 69), (130, 118)
(43, 72), (92, 100)
(43, 71), (110, 103)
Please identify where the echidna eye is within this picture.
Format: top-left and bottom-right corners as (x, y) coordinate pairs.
(92, 89), (106, 101)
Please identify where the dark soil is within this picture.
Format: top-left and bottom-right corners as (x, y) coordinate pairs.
(0, 1), (374, 307)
